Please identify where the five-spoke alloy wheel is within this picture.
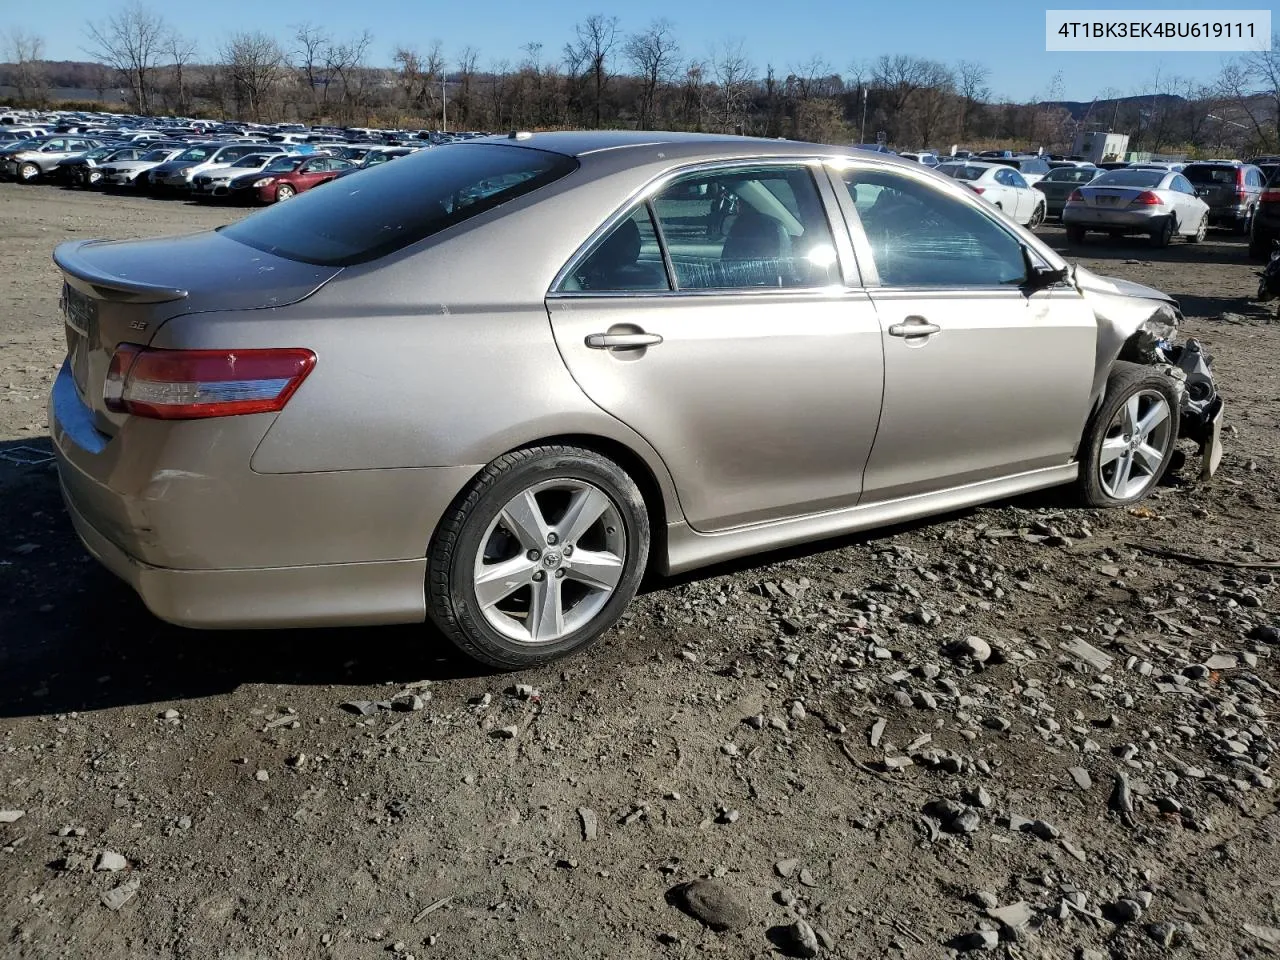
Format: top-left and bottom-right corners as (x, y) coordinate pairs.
(427, 445), (650, 669)
(1078, 362), (1181, 507)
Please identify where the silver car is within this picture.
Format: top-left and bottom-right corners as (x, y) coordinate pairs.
(48, 132), (1223, 668)
(1, 135), (104, 182)
(1063, 168), (1210, 246)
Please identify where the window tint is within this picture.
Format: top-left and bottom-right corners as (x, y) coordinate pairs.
(841, 167), (1026, 287)
(560, 206), (670, 292)
(222, 143), (577, 267)
(1093, 170), (1164, 188)
(937, 164), (985, 181)
(1047, 168), (1097, 183)
(1008, 170), (1029, 188)
(649, 165), (839, 289)
(1184, 164), (1237, 184)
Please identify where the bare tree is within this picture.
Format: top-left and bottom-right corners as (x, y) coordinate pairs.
(220, 30), (288, 121)
(1243, 36), (1280, 150)
(163, 30), (198, 115)
(565, 14), (620, 128)
(5, 28), (46, 105)
(84, 3), (167, 113)
(910, 61), (956, 148)
(625, 19), (679, 130)
(955, 60), (990, 139)
(393, 41), (445, 118)
(711, 39), (756, 134)
(293, 23), (333, 115)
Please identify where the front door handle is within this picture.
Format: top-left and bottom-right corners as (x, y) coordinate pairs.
(585, 332), (664, 349)
(887, 318), (941, 338)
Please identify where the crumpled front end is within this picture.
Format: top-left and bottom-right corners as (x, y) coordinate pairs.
(1073, 264), (1224, 480)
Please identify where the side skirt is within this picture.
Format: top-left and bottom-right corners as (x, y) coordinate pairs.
(662, 464), (1079, 575)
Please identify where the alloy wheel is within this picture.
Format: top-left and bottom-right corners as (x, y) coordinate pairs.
(1098, 389), (1173, 500)
(472, 479), (627, 645)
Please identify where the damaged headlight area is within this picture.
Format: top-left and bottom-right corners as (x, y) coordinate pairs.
(1118, 310), (1224, 481)
(1072, 265), (1224, 482)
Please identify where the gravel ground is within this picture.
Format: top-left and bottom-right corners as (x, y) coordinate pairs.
(2, 181), (1280, 960)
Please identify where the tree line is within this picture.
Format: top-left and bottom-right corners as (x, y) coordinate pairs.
(3, 6), (1279, 157)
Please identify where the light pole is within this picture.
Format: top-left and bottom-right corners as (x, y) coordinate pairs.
(859, 86), (868, 144)
(440, 77), (460, 133)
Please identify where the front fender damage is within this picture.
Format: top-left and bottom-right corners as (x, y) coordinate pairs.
(1072, 264), (1224, 480)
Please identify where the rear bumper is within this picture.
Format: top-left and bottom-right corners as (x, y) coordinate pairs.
(1062, 207), (1165, 231)
(62, 490), (428, 628)
(48, 360), (479, 629)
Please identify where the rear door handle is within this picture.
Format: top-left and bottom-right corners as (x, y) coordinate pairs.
(585, 332), (664, 349)
(887, 318), (941, 338)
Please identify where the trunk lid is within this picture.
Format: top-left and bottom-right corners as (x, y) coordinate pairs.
(1079, 186), (1151, 209)
(55, 231), (340, 433)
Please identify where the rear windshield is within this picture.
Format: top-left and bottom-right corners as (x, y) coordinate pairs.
(1184, 165), (1238, 184)
(221, 143), (578, 266)
(1094, 170), (1163, 188)
(936, 164), (985, 181)
(1045, 167), (1098, 183)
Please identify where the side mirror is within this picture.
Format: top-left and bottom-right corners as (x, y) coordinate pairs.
(1021, 245), (1068, 291)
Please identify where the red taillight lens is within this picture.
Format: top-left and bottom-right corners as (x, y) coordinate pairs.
(1261, 188), (1280, 204)
(1131, 191), (1163, 205)
(970, 186), (985, 194)
(104, 345), (316, 419)
(1237, 167), (1247, 198)
(1067, 189), (1084, 202)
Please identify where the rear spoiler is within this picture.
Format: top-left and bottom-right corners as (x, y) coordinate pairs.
(53, 239), (189, 304)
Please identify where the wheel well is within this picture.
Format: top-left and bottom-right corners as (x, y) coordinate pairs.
(504, 433), (671, 573)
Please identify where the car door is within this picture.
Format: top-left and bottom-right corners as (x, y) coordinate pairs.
(832, 162), (1097, 502)
(546, 160), (885, 532)
(1167, 174), (1201, 227)
(992, 168), (1023, 219)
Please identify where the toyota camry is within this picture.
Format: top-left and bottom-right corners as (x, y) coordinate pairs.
(49, 132), (1223, 669)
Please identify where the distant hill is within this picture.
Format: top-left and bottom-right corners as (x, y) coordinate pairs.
(1040, 93), (1188, 123)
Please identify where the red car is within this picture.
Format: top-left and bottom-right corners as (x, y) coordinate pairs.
(254, 155), (355, 203)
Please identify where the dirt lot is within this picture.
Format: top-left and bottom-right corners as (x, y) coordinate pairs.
(2, 181), (1280, 960)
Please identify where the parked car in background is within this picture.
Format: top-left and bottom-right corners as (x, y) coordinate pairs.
(988, 154), (1052, 185)
(1096, 161), (1131, 171)
(254, 154), (355, 202)
(898, 151), (940, 167)
(190, 153), (282, 199)
(221, 155), (305, 202)
(935, 161), (1047, 225)
(331, 148), (416, 180)
(1033, 165), (1102, 219)
(98, 147), (187, 188)
(147, 142), (287, 193)
(0, 135), (105, 182)
(1250, 166), (1280, 259)
(58, 144), (148, 188)
(1063, 168), (1209, 246)
(1128, 161), (1185, 173)
(1181, 161), (1265, 234)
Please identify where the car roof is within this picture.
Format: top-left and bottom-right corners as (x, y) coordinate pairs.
(476, 130), (917, 168)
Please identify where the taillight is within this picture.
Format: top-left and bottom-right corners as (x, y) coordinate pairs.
(1261, 187), (1280, 204)
(970, 186), (985, 194)
(1131, 191), (1163, 205)
(1067, 189), (1083, 202)
(104, 345), (316, 419)
(1236, 167), (1247, 199)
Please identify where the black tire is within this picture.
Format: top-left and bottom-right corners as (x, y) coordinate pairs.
(275, 184), (295, 201)
(18, 162), (40, 182)
(426, 445), (651, 670)
(1187, 214), (1207, 244)
(1076, 362), (1181, 508)
(1150, 216), (1175, 248)
(1066, 225), (1086, 244)
(1236, 208), (1254, 236)
(1028, 202), (1045, 229)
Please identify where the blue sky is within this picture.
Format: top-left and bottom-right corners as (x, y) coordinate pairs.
(22, 0), (1263, 102)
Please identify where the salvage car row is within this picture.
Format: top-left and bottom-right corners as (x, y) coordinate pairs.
(0, 134), (423, 203)
(929, 155), (1279, 257)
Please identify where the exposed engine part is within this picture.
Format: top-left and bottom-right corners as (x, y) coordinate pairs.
(1258, 251), (1280, 303)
